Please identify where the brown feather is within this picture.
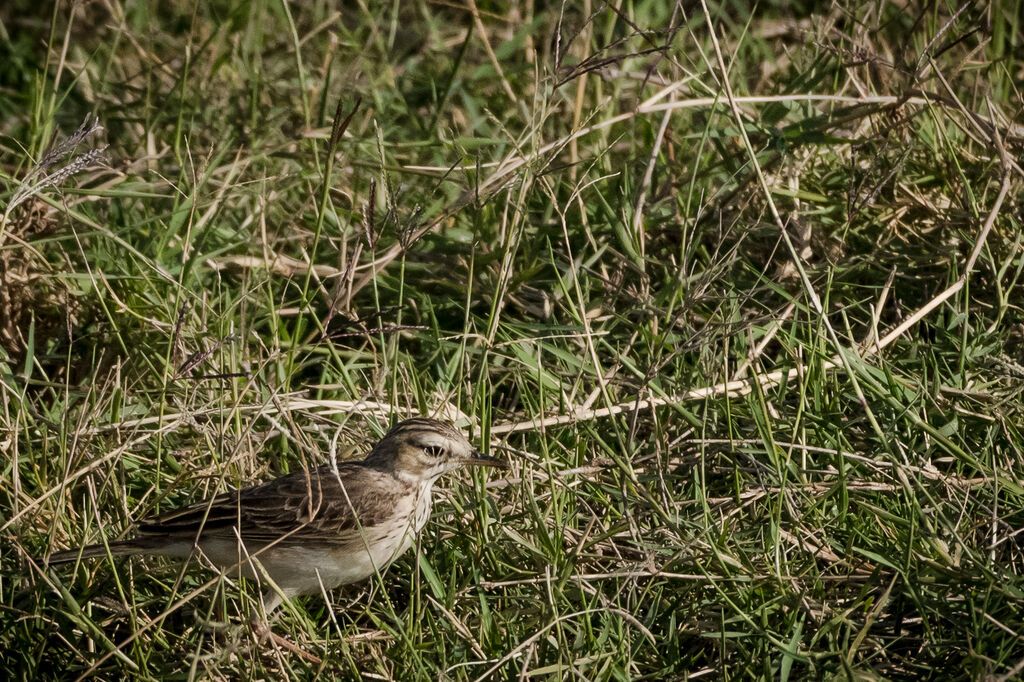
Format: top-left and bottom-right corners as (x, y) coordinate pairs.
(135, 463), (412, 547)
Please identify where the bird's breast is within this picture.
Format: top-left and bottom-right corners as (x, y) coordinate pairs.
(411, 480), (435, 533)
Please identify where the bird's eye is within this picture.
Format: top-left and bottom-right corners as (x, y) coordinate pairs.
(423, 445), (446, 458)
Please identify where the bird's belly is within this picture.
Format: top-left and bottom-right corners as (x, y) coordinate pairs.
(196, 524), (418, 597)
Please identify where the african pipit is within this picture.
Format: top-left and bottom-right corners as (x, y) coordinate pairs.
(47, 418), (506, 612)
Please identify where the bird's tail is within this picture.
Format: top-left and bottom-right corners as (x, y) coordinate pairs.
(46, 541), (144, 565)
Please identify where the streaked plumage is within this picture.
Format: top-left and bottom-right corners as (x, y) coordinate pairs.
(47, 418), (505, 612)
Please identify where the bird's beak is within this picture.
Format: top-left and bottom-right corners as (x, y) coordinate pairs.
(464, 450), (509, 469)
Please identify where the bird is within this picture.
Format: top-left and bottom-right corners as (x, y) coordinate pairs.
(47, 417), (506, 613)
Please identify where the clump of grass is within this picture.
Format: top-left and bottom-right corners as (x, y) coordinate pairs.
(0, 114), (106, 354)
(2, 0), (1023, 679)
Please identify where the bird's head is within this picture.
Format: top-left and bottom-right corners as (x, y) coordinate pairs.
(365, 417), (506, 483)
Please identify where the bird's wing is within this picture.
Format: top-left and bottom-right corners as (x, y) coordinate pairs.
(136, 464), (408, 546)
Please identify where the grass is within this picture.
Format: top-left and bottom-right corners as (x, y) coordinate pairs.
(2, 0), (1023, 679)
